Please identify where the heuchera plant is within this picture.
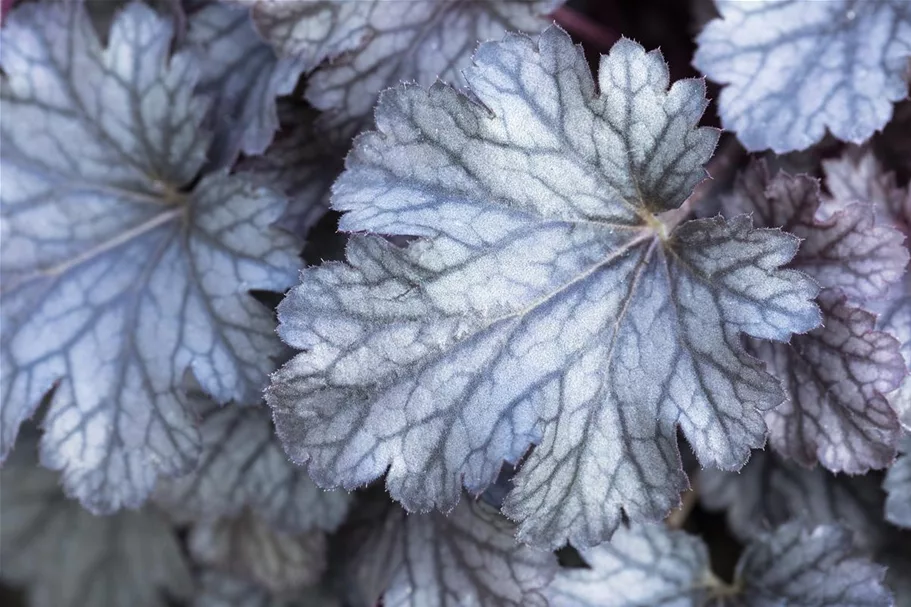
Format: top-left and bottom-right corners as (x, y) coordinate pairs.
(1, 1), (909, 606)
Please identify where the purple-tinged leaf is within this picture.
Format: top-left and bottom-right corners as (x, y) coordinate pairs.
(724, 161), (908, 301)
(0, 433), (192, 607)
(186, 2), (307, 168)
(723, 162), (908, 471)
(885, 437), (911, 528)
(189, 511), (327, 593)
(269, 28), (821, 549)
(694, 0), (911, 153)
(237, 102), (345, 238)
(547, 522), (892, 607)
(822, 148), (911, 428)
(0, 1), (301, 512)
(154, 396), (351, 534)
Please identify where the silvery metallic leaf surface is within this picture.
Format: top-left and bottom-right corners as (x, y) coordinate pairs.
(268, 27), (821, 548)
(0, 1), (301, 512)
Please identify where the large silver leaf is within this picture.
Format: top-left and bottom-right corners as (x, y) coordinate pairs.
(694, 0), (911, 153)
(268, 28), (821, 549)
(723, 162), (908, 471)
(189, 512), (327, 593)
(337, 497), (557, 607)
(0, 1), (301, 512)
(187, 2), (307, 167)
(304, 0), (562, 141)
(155, 396), (351, 534)
(547, 522), (891, 607)
(0, 435), (192, 607)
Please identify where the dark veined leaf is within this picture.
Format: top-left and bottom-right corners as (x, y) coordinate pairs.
(189, 511), (327, 593)
(0, 432), (192, 607)
(154, 394), (351, 534)
(268, 27), (821, 549)
(186, 1), (307, 168)
(0, 1), (301, 512)
(722, 162), (908, 472)
(237, 102), (346, 238)
(700, 450), (892, 550)
(333, 496), (557, 607)
(235, 0), (562, 140)
(547, 522), (892, 607)
(195, 571), (340, 607)
(885, 437), (911, 528)
(694, 0), (911, 153)
(822, 148), (911, 428)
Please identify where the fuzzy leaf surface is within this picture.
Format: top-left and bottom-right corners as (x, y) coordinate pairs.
(0, 435), (192, 607)
(723, 163), (907, 471)
(189, 512), (327, 593)
(335, 497), (557, 607)
(885, 437), (911, 528)
(694, 0), (911, 153)
(548, 522), (891, 607)
(155, 396), (351, 533)
(303, 0), (563, 141)
(269, 27), (821, 549)
(0, 1), (301, 512)
(187, 2), (306, 167)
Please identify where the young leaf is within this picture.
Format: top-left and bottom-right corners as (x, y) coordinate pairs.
(268, 27), (821, 549)
(885, 437), (911, 528)
(195, 571), (339, 607)
(0, 433), (192, 607)
(547, 522), (892, 607)
(694, 0), (911, 153)
(186, 2), (307, 167)
(0, 1), (301, 512)
(237, 102), (346, 238)
(545, 524), (713, 606)
(334, 497), (557, 607)
(155, 394), (351, 534)
(189, 511), (327, 593)
(303, 0), (563, 140)
(722, 162), (908, 471)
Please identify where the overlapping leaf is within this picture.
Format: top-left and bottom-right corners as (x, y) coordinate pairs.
(722, 162), (908, 471)
(155, 394), (351, 534)
(333, 496), (556, 607)
(0, 433), (192, 607)
(822, 148), (911, 427)
(237, 101), (346, 237)
(548, 522), (891, 607)
(885, 437), (911, 528)
(195, 572), (339, 607)
(189, 512), (327, 593)
(235, 0), (562, 141)
(268, 27), (821, 549)
(186, 2), (307, 168)
(694, 0), (911, 153)
(0, 1), (301, 512)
